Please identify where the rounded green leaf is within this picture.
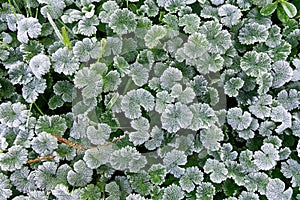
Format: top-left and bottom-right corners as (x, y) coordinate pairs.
(281, 1), (297, 18)
(260, 2), (278, 16)
(277, 5), (290, 23)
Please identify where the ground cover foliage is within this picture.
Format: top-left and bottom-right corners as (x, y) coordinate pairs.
(0, 0), (300, 199)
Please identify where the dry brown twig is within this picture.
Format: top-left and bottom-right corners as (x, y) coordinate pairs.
(27, 135), (124, 164)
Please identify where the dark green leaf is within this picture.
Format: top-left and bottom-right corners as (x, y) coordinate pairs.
(281, 1), (297, 18)
(260, 2), (278, 16)
(277, 4), (290, 23)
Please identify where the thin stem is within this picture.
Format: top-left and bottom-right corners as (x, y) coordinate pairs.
(25, 103), (33, 129)
(8, 0), (18, 20)
(123, 78), (132, 95)
(57, 19), (77, 38)
(97, 38), (107, 63)
(12, 0), (21, 13)
(33, 102), (44, 116)
(35, 8), (38, 18)
(88, 119), (98, 126)
(0, 41), (10, 48)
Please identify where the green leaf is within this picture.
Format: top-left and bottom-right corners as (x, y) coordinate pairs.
(277, 4), (289, 23)
(61, 26), (71, 49)
(281, 1), (297, 18)
(260, 2), (278, 16)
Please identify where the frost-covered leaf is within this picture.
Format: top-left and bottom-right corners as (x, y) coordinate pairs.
(20, 40), (44, 61)
(224, 77), (244, 97)
(170, 84), (195, 104)
(161, 102), (193, 133)
(253, 143), (279, 170)
(39, 0), (66, 19)
(78, 16), (99, 36)
(178, 14), (200, 34)
(163, 149), (187, 178)
(281, 159), (300, 188)
(0, 173), (12, 199)
(87, 123), (111, 145)
(266, 25), (282, 48)
(103, 36), (123, 57)
(6, 14), (25, 32)
(52, 47), (79, 75)
(189, 103), (217, 130)
(29, 54), (50, 79)
(162, 184), (184, 200)
(73, 37), (101, 62)
(210, 0), (224, 6)
(52, 184), (80, 200)
(48, 95), (64, 110)
(145, 25), (167, 49)
(196, 53), (224, 74)
(114, 56), (130, 77)
(35, 115), (67, 136)
(200, 125), (224, 151)
(53, 81), (73, 102)
(22, 77), (47, 103)
(0, 102), (27, 128)
(176, 33), (209, 64)
(220, 143), (238, 161)
(237, 118), (259, 140)
(240, 51), (271, 77)
(129, 117), (150, 146)
(218, 4), (242, 27)
(204, 158), (228, 183)
(139, 0), (159, 17)
(126, 194), (149, 200)
(144, 126), (164, 150)
(238, 22), (269, 44)
(105, 181), (121, 200)
(17, 17), (42, 43)
(103, 70), (121, 92)
(277, 89), (300, 111)
(34, 162), (71, 190)
(121, 89), (155, 119)
(271, 61), (293, 88)
(257, 73), (273, 95)
(179, 166), (203, 192)
(98, 1), (119, 23)
(199, 21), (231, 54)
(128, 172), (152, 196)
(67, 160), (93, 187)
(238, 191), (259, 200)
(196, 182), (215, 200)
(74, 67), (102, 99)
(31, 132), (58, 154)
(149, 164), (167, 185)
(270, 106), (292, 133)
(155, 91), (174, 114)
(268, 40), (291, 62)
(249, 94), (272, 119)
(157, 0), (195, 12)
(129, 62), (150, 87)
(80, 184), (102, 200)
(160, 67), (182, 90)
(227, 108), (252, 131)
(109, 9), (137, 35)
(61, 9), (82, 23)
(243, 172), (269, 195)
(0, 145), (27, 171)
(266, 178), (293, 200)
(110, 146), (147, 173)
(83, 146), (112, 169)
